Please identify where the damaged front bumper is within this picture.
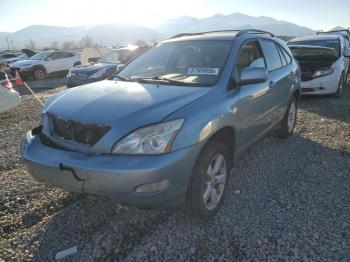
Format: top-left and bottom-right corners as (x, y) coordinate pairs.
(300, 73), (340, 95)
(20, 129), (202, 207)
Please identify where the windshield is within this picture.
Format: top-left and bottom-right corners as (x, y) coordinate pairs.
(288, 39), (340, 57)
(17, 53), (27, 59)
(99, 51), (122, 64)
(117, 40), (232, 86)
(30, 52), (48, 60)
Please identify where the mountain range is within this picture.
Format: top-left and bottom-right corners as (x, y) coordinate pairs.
(0, 12), (346, 49)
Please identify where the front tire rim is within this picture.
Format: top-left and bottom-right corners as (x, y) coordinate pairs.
(287, 101), (296, 133)
(35, 69), (44, 79)
(203, 154), (227, 211)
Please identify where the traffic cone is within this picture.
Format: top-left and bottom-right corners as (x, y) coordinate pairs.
(15, 70), (24, 86)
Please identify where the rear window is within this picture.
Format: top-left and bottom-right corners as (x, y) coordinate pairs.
(260, 40), (282, 71)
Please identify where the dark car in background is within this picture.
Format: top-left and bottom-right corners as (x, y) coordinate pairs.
(66, 45), (147, 88)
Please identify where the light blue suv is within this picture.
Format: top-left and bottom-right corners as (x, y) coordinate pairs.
(21, 30), (301, 219)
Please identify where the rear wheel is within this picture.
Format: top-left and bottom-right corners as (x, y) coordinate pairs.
(334, 73), (344, 98)
(186, 140), (230, 220)
(33, 68), (46, 80)
(276, 97), (297, 139)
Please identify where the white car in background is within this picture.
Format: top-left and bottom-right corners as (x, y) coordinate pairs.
(288, 34), (350, 97)
(0, 71), (20, 113)
(10, 51), (81, 80)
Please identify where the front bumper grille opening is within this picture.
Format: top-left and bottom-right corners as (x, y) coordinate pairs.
(49, 114), (111, 146)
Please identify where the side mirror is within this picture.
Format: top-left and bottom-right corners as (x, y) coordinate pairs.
(239, 67), (268, 85)
(45, 57), (52, 61)
(116, 64), (125, 72)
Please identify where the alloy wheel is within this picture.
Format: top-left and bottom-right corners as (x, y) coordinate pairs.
(203, 153), (227, 210)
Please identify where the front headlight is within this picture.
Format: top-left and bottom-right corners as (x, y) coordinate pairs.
(112, 119), (184, 155)
(88, 68), (109, 79)
(312, 68), (334, 78)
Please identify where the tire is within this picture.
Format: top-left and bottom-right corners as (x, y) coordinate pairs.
(33, 68), (46, 80)
(186, 140), (230, 220)
(333, 73), (344, 98)
(276, 96), (298, 139)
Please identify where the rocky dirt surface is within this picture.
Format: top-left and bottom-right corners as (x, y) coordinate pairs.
(0, 80), (349, 261)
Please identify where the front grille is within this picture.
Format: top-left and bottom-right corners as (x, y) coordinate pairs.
(49, 113), (111, 146)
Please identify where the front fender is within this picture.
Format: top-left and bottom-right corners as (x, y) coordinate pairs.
(168, 89), (240, 152)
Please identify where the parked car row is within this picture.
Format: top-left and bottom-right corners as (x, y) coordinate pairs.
(2, 28), (349, 220)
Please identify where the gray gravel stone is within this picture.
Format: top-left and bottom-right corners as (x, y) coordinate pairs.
(0, 81), (350, 261)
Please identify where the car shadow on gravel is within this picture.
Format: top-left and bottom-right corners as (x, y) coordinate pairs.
(26, 134), (350, 261)
(299, 82), (350, 123)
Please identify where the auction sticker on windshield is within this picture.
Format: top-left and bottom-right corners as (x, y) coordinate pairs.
(187, 67), (219, 75)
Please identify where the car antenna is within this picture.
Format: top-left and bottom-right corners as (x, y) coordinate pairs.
(15, 70), (44, 106)
(23, 81), (44, 107)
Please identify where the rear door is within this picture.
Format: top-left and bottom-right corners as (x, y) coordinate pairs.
(259, 39), (291, 123)
(62, 52), (77, 70)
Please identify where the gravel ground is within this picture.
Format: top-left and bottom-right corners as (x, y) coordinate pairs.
(0, 80), (349, 261)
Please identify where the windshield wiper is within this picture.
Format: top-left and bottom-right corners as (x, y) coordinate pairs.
(114, 75), (130, 81)
(133, 76), (187, 85)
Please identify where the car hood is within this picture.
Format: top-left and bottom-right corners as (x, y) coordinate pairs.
(6, 57), (21, 63)
(44, 79), (209, 134)
(289, 45), (338, 59)
(10, 59), (40, 67)
(71, 62), (116, 74)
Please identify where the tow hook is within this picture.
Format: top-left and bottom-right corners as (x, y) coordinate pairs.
(59, 163), (84, 182)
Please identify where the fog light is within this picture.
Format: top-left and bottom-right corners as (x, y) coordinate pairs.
(135, 179), (170, 193)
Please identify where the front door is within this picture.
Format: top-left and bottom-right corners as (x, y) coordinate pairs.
(234, 40), (275, 151)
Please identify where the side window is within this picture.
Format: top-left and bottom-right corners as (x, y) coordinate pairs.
(64, 52), (75, 58)
(47, 52), (64, 60)
(236, 40), (266, 75)
(260, 40), (282, 71)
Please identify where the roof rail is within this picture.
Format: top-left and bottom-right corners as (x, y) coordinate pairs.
(168, 29), (274, 40)
(236, 29), (274, 37)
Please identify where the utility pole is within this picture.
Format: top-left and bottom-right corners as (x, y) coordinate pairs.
(10, 40), (15, 52)
(5, 37), (10, 50)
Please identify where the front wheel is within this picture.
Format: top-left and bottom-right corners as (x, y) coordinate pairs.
(186, 140), (230, 220)
(276, 96), (298, 139)
(33, 68), (46, 80)
(333, 73), (344, 98)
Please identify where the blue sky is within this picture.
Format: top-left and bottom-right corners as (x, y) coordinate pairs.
(1, 0), (349, 32)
